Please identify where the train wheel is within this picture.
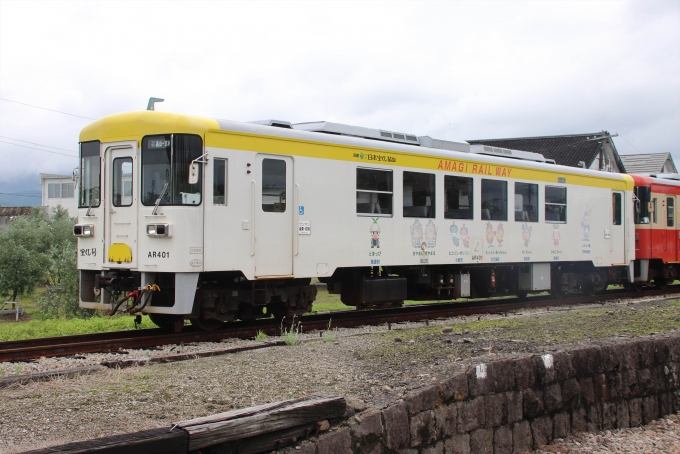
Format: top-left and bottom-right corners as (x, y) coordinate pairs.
(654, 277), (669, 290)
(149, 314), (183, 332)
(190, 317), (224, 331)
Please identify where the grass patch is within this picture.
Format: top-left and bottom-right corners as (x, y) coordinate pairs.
(255, 330), (268, 342)
(281, 319), (301, 346)
(0, 314), (156, 341)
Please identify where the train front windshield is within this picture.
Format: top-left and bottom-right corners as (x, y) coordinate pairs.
(141, 134), (203, 206)
(634, 186), (651, 224)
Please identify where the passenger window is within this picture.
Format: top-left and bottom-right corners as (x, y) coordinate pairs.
(545, 186), (567, 223)
(403, 171), (435, 218)
(515, 182), (538, 222)
(356, 168), (393, 216)
(444, 176), (473, 219)
(613, 193), (622, 226)
(262, 158), (286, 212)
(214, 159), (227, 205)
(667, 197), (674, 227)
(112, 157), (132, 207)
(481, 179), (507, 221)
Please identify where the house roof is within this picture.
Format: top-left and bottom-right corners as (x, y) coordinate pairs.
(467, 131), (624, 171)
(39, 173), (72, 183)
(619, 153), (677, 174)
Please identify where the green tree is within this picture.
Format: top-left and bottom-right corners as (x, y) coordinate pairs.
(0, 208), (51, 301)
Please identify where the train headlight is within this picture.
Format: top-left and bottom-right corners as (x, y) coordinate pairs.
(73, 224), (94, 237)
(147, 223), (171, 237)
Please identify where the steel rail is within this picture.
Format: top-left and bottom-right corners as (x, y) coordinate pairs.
(2, 287), (679, 363)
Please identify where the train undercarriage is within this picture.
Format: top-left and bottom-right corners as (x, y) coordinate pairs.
(87, 261), (639, 331)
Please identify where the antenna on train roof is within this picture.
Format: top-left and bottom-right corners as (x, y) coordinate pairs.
(147, 97), (164, 111)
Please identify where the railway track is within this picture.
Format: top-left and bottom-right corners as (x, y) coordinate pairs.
(2, 286), (679, 363)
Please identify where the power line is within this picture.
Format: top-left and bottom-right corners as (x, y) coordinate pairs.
(618, 135), (644, 154)
(0, 141), (78, 158)
(0, 98), (96, 120)
(0, 136), (78, 154)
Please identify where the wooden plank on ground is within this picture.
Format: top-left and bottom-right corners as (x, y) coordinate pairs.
(21, 427), (187, 454)
(178, 395), (346, 451)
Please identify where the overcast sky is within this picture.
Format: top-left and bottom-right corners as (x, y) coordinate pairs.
(1, 0), (679, 186)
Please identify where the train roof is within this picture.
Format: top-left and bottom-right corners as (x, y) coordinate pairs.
(80, 110), (632, 185)
(630, 173), (680, 188)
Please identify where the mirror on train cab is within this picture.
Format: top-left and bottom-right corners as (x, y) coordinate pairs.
(188, 162), (200, 185)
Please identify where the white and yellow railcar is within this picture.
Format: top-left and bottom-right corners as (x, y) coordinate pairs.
(74, 110), (635, 330)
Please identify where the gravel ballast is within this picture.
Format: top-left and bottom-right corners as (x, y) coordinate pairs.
(2, 295), (680, 453)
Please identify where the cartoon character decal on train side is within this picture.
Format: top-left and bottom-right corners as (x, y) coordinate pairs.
(581, 208), (592, 241)
(552, 224), (561, 246)
(522, 223), (532, 247)
(425, 220), (438, 248)
(370, 218), (381, 248)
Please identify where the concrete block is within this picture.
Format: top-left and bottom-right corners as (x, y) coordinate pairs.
(530, 415), (553, 448)
(586, 404), (602, 432)
(650, 366), (667, 394)
(493, 359), (515, 393)
(484, 393), (506, 428)
(350, 409), (383, 439)
(469, 428), (493, 454)
(410, 410), (435, 448)
(297, 442), (317, 454)
(638, 339), (656, 369)
(621, 340), (641, 370)
(578, 377), (595, 405)
(628, 398), (643, 427)
(505, 391), (523, 425)
(673, 390), (680, 413)
(445, 434), (470, 454)
(616, 400), (630, 429)
(405, 385), (440, 415)
(534, 353), (557, 385)
(513, 356), (536, 389)
(522, 388), (544, 419)
(317, 427), (351, 454)
(669, 337), (680, 362)
(468, 363), (494, 397)
(601, 402), (616, 430)
(593, 374), (610, 403)
(511, 421), (532, 453)
(571, 407), (587, 433)
(560, 378), (581, 409)
(601, 344), (623, 373)
(552, 411), (570, 439)
(606, 372), (623, 400)
(420, 441), (444, 454)
(654, 338), (672, 365)
(637, 369), (652, 396)
(382, 400), (410, 450)
(434, 402), (457, 438)
(440, 373), (468, 402)
(621, 369), (639, 398)
(493, 426), (512, 454)
(457, 397), (485, 434)
(642, 395), (659, 424)
(570, 346), (604, 377)
(544, 383), (563, 413)
(553, 351), (574, 382)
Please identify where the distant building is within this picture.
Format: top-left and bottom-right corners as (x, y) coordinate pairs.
(619, 153), (677, 174)
(40, 173), (77, 217)
(468, 131), (625, 173)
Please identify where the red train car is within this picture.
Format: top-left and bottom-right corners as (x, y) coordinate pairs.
(630, 174), (680, 288)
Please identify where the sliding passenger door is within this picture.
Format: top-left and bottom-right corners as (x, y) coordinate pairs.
(254, 155), (293, 277)
(667, 195), (677, 262)
(610, 191), (625, 264)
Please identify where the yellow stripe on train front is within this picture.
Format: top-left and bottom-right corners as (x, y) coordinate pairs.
(108, 243), (132, 263)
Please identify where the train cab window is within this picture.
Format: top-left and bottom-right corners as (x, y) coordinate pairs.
(545, 186), (567, 223)
(262, 159), (286, 212)
(444, 176), (473, 219)
(668, 197), (674, 227)
(141, 134), (203, 206)
(79, 141), (101, 208)
(357, 168), (392, 216)
(213, 159), (227, 205)
(612, 193), (622, 225)
(481, 179), (507, 221)
(515, 182), (538, 222)
(653, 198), (658, 224)
(112, 157), (132, 207)
(403, 172), (435, 218)
(634, 186), (651, 224)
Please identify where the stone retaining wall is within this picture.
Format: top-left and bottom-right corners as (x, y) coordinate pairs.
(300, 334), (680, 453)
